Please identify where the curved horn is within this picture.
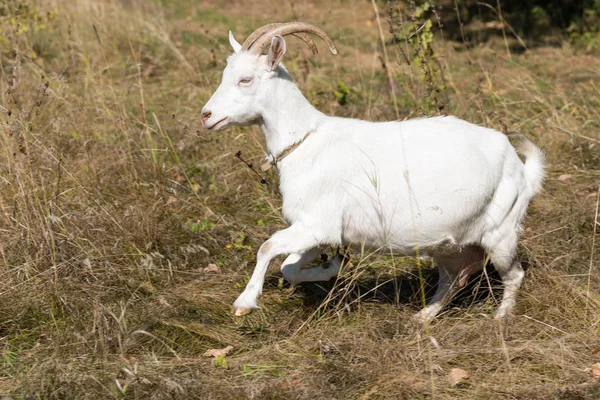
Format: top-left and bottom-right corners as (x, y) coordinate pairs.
(241, 23), (282, 51)
(241, 23), (319, 55)
(244, 22), (338, 56)
(292, 32), (319, 55)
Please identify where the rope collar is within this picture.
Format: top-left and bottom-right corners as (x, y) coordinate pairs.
(261, 132), (311, 172)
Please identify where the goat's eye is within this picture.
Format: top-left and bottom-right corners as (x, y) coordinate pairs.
(238, 77), (253, 86)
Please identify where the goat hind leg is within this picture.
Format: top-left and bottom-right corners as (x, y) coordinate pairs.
(281, 246), (324, 284)
(488, 236), (523, 319)
(281, 248), (344, 285)
(413, 264), (457, 323)
(414, 245), (485, 323)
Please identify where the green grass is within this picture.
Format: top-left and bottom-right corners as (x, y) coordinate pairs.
(0, 0), (599, 399)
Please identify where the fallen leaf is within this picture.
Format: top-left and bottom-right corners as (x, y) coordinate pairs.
(203, 345), (233, 358)
(592, 363), (600, 379)
(592, 348), (600, 358)
(448, 368), (469, 387)
(558, 174), (572, 181)
(203, 263), (221, 274)
(166, 196), (177, 205)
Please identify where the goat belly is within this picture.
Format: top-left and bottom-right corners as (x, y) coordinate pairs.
(330, 116), (511, 253)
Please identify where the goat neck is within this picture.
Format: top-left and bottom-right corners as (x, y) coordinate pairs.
(258, 74), (324, 162)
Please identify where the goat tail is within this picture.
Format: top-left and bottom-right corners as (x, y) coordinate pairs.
(507, 132), (545, 195)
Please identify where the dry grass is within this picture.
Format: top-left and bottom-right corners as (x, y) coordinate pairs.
(1, 0), (599, 398)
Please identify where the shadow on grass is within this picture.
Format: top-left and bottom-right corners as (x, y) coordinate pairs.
(265, 258), (535, 316)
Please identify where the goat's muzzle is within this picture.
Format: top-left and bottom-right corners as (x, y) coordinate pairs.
(201, 110), (212, 127)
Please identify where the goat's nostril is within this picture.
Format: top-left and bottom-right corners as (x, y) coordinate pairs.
(202, 111), (211, 123)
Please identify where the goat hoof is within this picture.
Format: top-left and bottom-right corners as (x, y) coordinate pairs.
(493, 311), (512, 320)
(412, 313), (428, 324)
(233, 307), (253, 317)
(413, 309), (437, 324)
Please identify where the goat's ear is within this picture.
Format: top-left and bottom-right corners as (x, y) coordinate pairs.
(229, 31), (242, 53)
(267, 35), (286, 71)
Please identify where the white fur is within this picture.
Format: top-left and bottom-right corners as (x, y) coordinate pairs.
(202, 32), (545, 321)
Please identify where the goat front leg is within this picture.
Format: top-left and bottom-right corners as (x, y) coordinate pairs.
(233, 224), (322, 316)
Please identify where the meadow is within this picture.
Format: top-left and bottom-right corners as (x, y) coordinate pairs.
(1, 0), (599, 398)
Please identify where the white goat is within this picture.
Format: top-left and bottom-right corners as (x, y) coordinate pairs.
(201, 22), (544, 321)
